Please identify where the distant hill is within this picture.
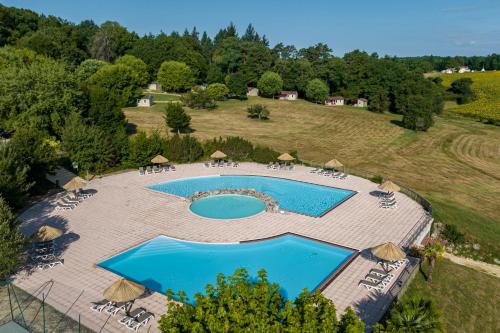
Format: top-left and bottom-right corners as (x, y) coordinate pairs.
(437, 71), (500, 123)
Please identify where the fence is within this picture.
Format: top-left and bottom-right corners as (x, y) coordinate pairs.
(300, 160), (433, 215)
(0, 282), (93, 333)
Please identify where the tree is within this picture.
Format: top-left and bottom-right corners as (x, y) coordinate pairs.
(375, 295), (444, 332)
(164, 103), (191, 133)
(368, 88), (389, 113)
(89, 21), (137, 61)
(422, 241), (444, 283)
(127, 131), (167, 167)
(247, 104), (270, 120)
(206, 83), (229, 100)
(225, 72), (248, 98)
(0, 47), (85, 136)
(159, 268), (365, 332)
(157, 60), (194, 92)
(115, 54), (149, 86)
(306, 78), (330, 102)
(165, 134), (203, 163)
(87, 64), (141, 131)
(182, 87), (216, 109)
(257, 71), (283, 98)
(0, 143), (31, 208)
(338, 307), (366, 333)
(0, 196), (27, 279)
(401, 95), (434, 131)
(449, 78), (476, 104)
(75, 59), (108, 82)
(61, 114), (123, 173)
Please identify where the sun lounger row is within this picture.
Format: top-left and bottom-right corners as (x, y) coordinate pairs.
(378, 258), (408, 271)
(139, 164), (176, 175)
(55, 189), (96, 211)
(359, 268), (395, 292)
(90, 300), (154, 331)
(30, 240), (65, 270)
(310, 168), (348, 179)
(204, 160), (239, 168)
(267, 162), (294, 170)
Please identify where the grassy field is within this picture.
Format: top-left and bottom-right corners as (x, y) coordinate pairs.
(402, 259), (500, 333)
(437, 71), (500, 122)
(148, 92), (182, 102)
(124, 97), (499, 262)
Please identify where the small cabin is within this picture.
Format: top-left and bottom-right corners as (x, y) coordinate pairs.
(137, 95), (154, 107)
(247, 87), (259, 97)
(279, 91), (298, 100)
(147, 82), (161, 91)
(353, 98), (368, 108)
(458, 66), (471, 74)
(325, 96), (345, 106)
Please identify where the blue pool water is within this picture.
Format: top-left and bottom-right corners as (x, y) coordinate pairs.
(190, 194), (266, 219)
(98, 235), (355, 302)
(148, 175), (354, 217)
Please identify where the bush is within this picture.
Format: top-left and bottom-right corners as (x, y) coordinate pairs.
(166, 134), (203, 163)
(441, 224), (465, 245)
(164, 103), (191, 133)
(159, 268), (364, 332)
(206, 83), (229, 100)
(247, 104), (270, 120)
(251, 145), (280, 163)
(204, 136), (254, 161)
(127, 131), (167, 167)
(182, 87), (216, 109)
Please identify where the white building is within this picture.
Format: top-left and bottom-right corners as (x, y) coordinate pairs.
(247, 87), (259, 97)
(325, 96), (345, 106)
(353, 98), (368, 108)
(137, 95), (154, 107)
(279, 91), (298, 100)
(458, 66), (471, 74)
(147, 82), (161, 91)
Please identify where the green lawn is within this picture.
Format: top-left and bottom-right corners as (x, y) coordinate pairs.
(403, 259), (500, 333)
(124, 97), (500, 262)
(148, 92), (182, 102)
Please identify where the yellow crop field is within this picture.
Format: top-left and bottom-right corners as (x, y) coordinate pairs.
(438, 71), (500, 122)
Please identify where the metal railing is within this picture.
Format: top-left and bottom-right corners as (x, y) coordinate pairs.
(398, 212), (433, 250)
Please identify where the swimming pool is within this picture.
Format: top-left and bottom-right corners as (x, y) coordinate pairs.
(190, 194), (266, 219)
(148, 175), (355, 217)
(98, 234), (356, 302)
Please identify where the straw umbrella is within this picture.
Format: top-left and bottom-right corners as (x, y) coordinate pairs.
(378, 180), (400, 194)
(103, 279), (145, 313)
(324, 159), (344, 171)
(63, 177), (86, 192)
(151, 155), (169, 165)
(371, 242), (406, 270)
(31, 225), (63, 243)
(210, 150), (227, 161)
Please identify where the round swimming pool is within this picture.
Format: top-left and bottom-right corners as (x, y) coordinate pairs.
(189, 194), (266, 219)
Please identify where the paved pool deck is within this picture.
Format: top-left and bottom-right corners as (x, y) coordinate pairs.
(13, 163), (430, 332)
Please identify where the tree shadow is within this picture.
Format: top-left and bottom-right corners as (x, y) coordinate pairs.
(352, 291), (394, 327)
(169, 127), (196, 134)
(126, 122), (138, 135)
(390, 119), (405, 128)
(369, 190), (389, 198)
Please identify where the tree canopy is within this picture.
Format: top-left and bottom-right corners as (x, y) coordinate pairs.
(306, 78), (330, 102)
(0, 196), (27, 280)
(257, 71), (283, 97)
(157, 60), (194, 92)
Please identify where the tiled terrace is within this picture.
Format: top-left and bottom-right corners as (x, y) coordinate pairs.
(13, 163), (429, 332)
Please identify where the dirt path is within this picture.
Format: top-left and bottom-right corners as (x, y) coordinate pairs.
(444, 252), (500, 278)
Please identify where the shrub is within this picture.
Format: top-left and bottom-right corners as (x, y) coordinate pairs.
(441, 224), (465, 245)
(166, 134), (203, 163)
(159, 268), (364, 332)
(182, 87), (216, 109)
(127, 131), (167, 167)
(204, 136), (254, 161)
(247, 104), (270, 120)
(164, 103), (191, 133)
(206, 83), (229, 100)
(251, 145), (280, 163)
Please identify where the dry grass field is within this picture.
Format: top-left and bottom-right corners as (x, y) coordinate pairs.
(124, 97), (500, 261)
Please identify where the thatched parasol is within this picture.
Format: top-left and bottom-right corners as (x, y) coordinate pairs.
(63, 177), (86, 191)
(378, 180), (400, 193)
(31, 225), (63, 242)
(151, 155), (169, 164)
(324, 159), (343, 169)
(371, 242), (406, 262)
(103, 279), (145, 303)
(277, 153), (295, 161)
(210, 150), (227, 159)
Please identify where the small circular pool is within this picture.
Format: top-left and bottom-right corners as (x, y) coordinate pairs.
(189, 194), (266, 219)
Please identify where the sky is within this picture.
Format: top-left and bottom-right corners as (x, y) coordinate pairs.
(2, 0), (500, 56)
